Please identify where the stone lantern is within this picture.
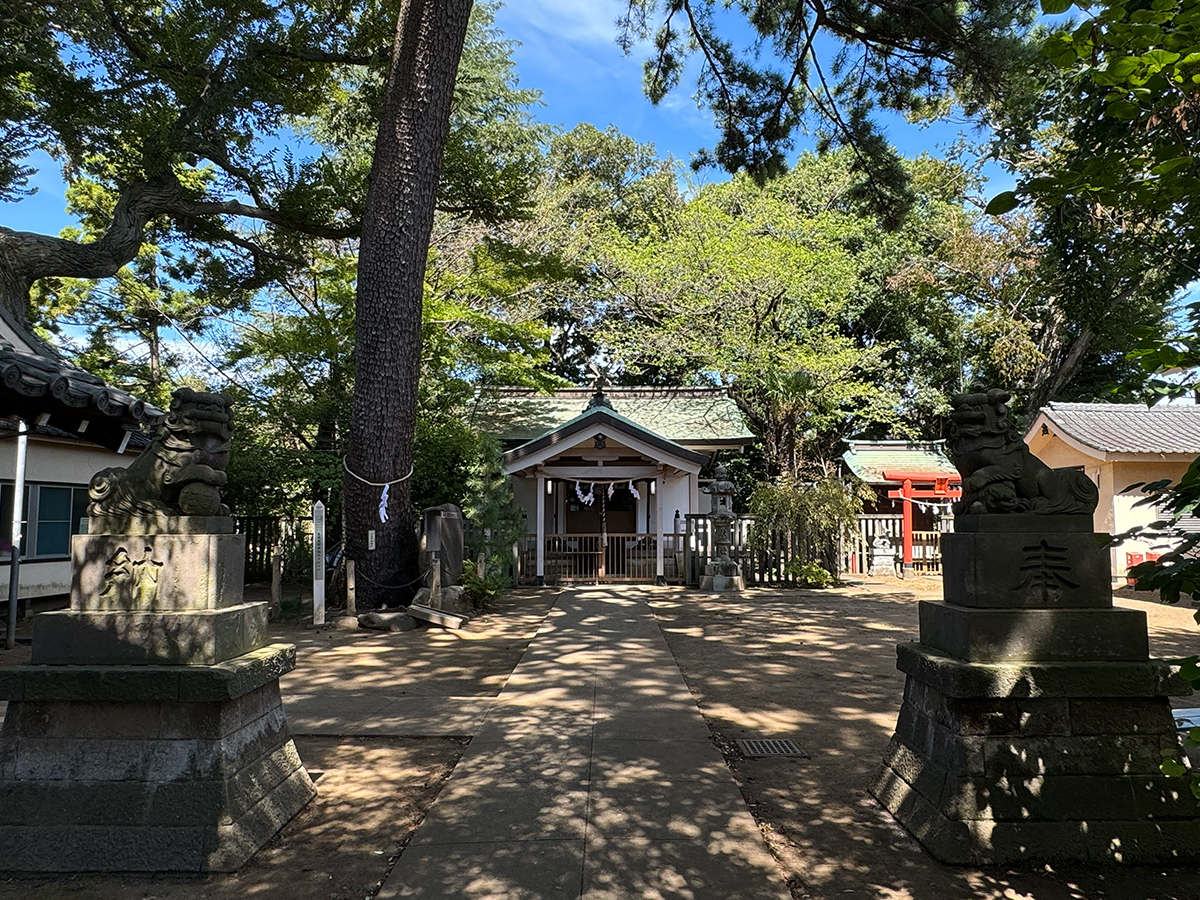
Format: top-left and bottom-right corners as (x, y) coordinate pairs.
(699, 464), (744, 591)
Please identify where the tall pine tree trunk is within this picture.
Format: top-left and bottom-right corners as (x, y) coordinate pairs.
(344, 0), (472, 606)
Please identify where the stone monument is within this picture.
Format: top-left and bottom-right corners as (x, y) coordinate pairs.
(871, 388), (1199, 864)
(0, 388), (314, 872)
(699, 465), (744, 592)
(420, 503), (465, 592)
(869, 535), (898, 577)
(410, 503), (470, 627)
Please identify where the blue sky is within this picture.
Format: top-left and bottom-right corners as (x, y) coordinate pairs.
(9, 0), (1011, 242)
(494, 0), (1010, 193)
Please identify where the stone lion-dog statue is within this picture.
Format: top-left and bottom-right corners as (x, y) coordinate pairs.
(88, 387), (233, 518)
(950, 389), (1098, 516)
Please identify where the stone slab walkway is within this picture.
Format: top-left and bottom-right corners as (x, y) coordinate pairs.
(376, 585), (790, 900)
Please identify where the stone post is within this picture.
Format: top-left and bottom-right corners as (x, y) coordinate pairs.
(871, 388), (1199, 865)
(535, 474), (546, 587)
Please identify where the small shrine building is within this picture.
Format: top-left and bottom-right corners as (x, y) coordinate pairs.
(469, 386), (752, 584)
(840, 440), (961, 574)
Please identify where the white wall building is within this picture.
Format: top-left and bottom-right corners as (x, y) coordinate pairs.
(0, 310), (161, 603)
(1025, 402), (1200, 583)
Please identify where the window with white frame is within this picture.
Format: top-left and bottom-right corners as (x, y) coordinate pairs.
(0, 482), (90, 559)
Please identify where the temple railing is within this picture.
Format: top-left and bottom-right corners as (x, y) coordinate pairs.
(515, 533), (684, 584)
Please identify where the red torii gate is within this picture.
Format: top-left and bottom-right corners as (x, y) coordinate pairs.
(883, 470), (962, 573)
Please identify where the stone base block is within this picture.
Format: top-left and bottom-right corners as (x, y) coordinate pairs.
(0, 649), (314, 872)
(871, 651), (1200, 865)
(942, 528), (1111, 608)
(32, 602), (267, 666)
(919, 601), (1149, 663)
(699, 574), (745, 591)
(407, 603), (466, 630)
(71, 531), (246, 612)
(87, 515), (236, 536)
(700, 561), (744, 592)
(896, 642), (1191, 699)
(0, 644), (297, 703)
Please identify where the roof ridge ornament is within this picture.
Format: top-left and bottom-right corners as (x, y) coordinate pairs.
(584, 370), (614, 411)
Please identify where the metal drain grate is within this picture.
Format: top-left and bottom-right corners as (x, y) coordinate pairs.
(736, 738), (807, 758)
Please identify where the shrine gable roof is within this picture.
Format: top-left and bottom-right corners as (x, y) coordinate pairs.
(841, 440), (958, 485)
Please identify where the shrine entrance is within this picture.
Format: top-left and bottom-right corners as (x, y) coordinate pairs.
(883, 471), (962, 574)
(501, 395), (706, 586)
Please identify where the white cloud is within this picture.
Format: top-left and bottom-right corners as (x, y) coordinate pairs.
(497, 0), (626, 47)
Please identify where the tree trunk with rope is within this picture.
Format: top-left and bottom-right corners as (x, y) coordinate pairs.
(342, 0), (473, 607)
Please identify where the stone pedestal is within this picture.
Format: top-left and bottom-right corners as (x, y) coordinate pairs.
(0, 514), (314, 872)
(869, 536), (897, 577)
(35, 525), (255, 667)
(0, 646), (315, 872)
(871, 514), (1200, 865)
(699, 559), (745, 592)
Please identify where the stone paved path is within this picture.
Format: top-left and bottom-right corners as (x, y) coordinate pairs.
(374, 585), (790, 900)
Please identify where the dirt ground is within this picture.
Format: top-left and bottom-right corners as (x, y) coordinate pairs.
(650, 577), (1200, 900)
(2, 579), (1200, 900)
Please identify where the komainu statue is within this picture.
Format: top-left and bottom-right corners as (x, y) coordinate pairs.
(88, 387), (233, 518)
(950, 389), (1098, 515)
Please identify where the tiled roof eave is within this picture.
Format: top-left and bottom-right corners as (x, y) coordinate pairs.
(503, 407), (710, 470)
(1039, 403), (1200, 455)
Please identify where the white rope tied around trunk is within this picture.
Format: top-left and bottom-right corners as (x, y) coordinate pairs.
(343, 458), (415, 523)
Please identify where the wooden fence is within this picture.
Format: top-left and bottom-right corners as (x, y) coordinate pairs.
(682, 514), (824, 587)
(516, 518), (811, 587)
(911, 530), (944, 573)
(234, 516), (313, 583)
(841, 515), (951, 575)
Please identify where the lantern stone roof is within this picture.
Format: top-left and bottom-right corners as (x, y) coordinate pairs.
(1027, 402), (1200, 457)
(469, 387), (753, 450)
(841, 440), (958, 484)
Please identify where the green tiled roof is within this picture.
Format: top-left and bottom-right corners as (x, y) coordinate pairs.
(841, 440), (957, 484)
(468, 388), (753, 446)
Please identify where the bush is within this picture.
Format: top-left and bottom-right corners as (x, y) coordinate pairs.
(748, 474), (871, 574)
(461, 565), (507, 611)
(787, 560), (834, 588)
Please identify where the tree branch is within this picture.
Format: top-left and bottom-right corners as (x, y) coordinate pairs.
(172, 199), (360, 239)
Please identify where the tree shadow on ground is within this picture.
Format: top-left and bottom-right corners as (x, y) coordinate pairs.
(651, 584), (1200, 900)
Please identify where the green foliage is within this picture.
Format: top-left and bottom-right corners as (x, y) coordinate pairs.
(0, 0), (389, 308)
(309, 2), (547, 230)
(786, 560), (835, 588)
(1031, 0), (1200, 226)
(460, 436), (526, 586)
(618, 0), (1040, 223)
(1159, 657), (1200, 801)
(509, 124), (683, 383)
(29, 169), (218, 407)
(224, 439), (341, 521)
(412, 417), (480, 513)
(997, 1), (1200, 609)
(4, 0), (548, 324)
(748, 474), (871, 575)
(981, 0), (1194, 413)
(580, 147), (1046, 472)
(460, 564), (507, 611)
